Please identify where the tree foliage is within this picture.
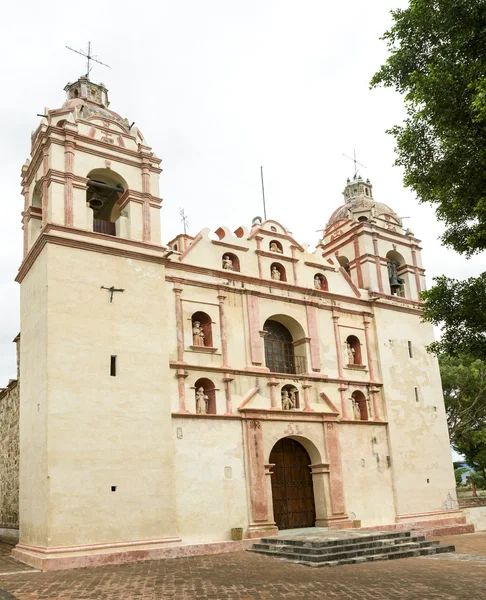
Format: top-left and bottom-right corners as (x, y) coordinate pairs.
(422, 273), (486, 359)
(440, 354), (486, 483)
(371, 0), (486, 255)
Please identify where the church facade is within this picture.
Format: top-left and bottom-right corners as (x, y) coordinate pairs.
(10, 77), (461, 569)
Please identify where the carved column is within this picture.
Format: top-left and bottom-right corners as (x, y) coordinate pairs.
(218, 290), (230, 368)
(352, 234), (363, 288)
(41, 147), (49, 227)
(176, 369), (189, 413)
(246, 419), (278, 538)
(223, 374), (234, 415)
(323, 422), (352, 529)
(372, 234), (384, 292)
(268, 378), (279, 409)
(302, 380), (314, 412)
(305, 303), (321, 372)
(64, 135), (75, 226)
(290, 245), (299, 286)
(255, 236), (263, 279)
(411, 245), (422, 298)
(332, 311), (344, 378)
(173, 284), (185, 364)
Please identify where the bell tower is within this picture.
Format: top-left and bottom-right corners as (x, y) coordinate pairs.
(15, 78), (178, 568)
(322, 175), (425, 300)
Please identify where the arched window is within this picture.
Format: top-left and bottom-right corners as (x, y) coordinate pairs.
(352, 390), (369, 421)
(346, 335), (362, 365)
(270, 263), (286, 282)
(31, 182), (42, 208)
(358, 216), (368, 222)
(194, 377), (216, 414)
(263, 320), (297, 374)
(313, 274), (328, 291)
(337, 255), (351, 274)
(386, 250), (407, 297)
(281, 384), (299, 410)
(191, 311), (213, 347)
(221, 252), (240, 272)
(173, 243), (178, 251)
(87, 169), (127, 237)
(269, 240), (283, 253)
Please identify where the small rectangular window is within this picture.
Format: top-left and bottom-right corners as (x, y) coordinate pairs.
(110, 355), (117, 377)
(414, 387), (419, 402)
(408, 341), (413, 358)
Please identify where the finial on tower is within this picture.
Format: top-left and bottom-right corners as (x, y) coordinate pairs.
(65, 42), (111, 80)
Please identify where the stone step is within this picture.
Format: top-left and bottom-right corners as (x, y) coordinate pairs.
(373, 515), (468, 533)
(249, 540), (441, 563)
(259, 530), (412, 549)
(418, 523), (475, 538)
(251, 543), (455, 567)
(252, 535), (431, 557)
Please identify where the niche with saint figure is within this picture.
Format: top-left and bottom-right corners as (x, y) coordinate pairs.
(270, 263), (286, 282)
(191, 311), (213, 348)
(346, 335), (363, 366)
(313, 274), (328, 291)
(351, 390), (369, 421)
(221, 253), (240, 272)
(194, 378), (217, 414)
(281, 384), (299, 410)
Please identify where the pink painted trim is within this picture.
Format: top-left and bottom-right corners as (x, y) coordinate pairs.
(267, 378), (279, 409)
(238, 386), (259, 410)
(142, 199), (151, 242)
(302, 381), (313, 412)
(218, 292), (230, 368)
(247, 294), (262, 365)
(332, 314), (344, 379)
(319, 392), (340, 415)
(246, 420), (269, 522)
(372, 235), (384, 292)
(339, 387), (349, 420)
(411, 246), (422, 297)
(15, 536), (181, 555)
(305, 304), (321, 371)
(353, 235), (363, 288)
(176, 369), (189, 413)
(179, 232), (203, 261)
(223, 374), (234, 414)
(173, 286), (184, 363)
(362, 317), (375, 383)
(323, 422), (347, 516)
(339, 267), (361, 298)
(397, 509), (463, 521)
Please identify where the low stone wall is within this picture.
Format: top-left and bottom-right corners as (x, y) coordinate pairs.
(0, 380), (19, 529)
(463, 506), (486, 532)
(458, 497), (486, 509)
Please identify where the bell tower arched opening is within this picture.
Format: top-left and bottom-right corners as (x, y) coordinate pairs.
(87, 169), (127, 236)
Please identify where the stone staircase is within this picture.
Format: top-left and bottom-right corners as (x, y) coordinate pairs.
(249, 530), (456, 567)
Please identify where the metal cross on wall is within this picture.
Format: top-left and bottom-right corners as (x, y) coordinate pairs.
(65, 42), (111, 79)
(100, 286), (125, 303)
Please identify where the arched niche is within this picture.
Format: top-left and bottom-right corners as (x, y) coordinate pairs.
(358, 216), (368, 222)
(263, 316), (306, 375)
(270, 263), (287, 282)
(269, 240), (283, 253)
(191, 311), (213, 348)
(194, 377), (217, 415)
(87, 168), (127, 236)
(281, 384), (299, 410)
(313, 273), (328, 291)
(346, 335), (363, 365)
(337, 255), (351, 273)
(222, 252), (240, 272)
(386, 250), (407, 297)
(351, 390), (369, 421)
(31, 181), (42, 208)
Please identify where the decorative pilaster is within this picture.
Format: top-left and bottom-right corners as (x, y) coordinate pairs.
(372, 234), (384, 292)
(305, 303), (321, 372)
(352, 234), (363, 288)
(41, 147), (49, 227)
(332, 311), (344, 378)
(255, 236), (263, 279)
(338, 384), (349, 420)
(173, 283), (185, 364)
(370, 386), (382, 422)
(176, 369), (189, 413)
(267, 378), (279, 409)
(362, 316), (375, 382)
(247, 294), (263, 366)
(64, 135), (75, 226)
(141, 159), (151, 242)
(223, 374), (234, 415)
(302, 380), (314, 412)
(217, 290), (230, 368)
(21, 183), (29, 258)
(323, 422), (352, 528)
(411, 245), (422, 298)
(290, 245), (299, 285)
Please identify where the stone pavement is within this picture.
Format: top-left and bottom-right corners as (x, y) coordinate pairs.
(0, 533), (485, 599)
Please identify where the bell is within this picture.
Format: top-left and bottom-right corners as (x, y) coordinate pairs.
(89, 192), (104, 209)
(389, 275), (402, 290)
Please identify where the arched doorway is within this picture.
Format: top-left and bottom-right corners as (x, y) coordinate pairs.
(269, 438), (316, 530)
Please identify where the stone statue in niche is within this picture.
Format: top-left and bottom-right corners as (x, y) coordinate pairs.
(346, 342), (356, 364)
(289, 389), (296, 409)
(195, 387), (209, 414)
(222, 255), (233, 270)
(352, 399), (361, 420)
(270, 242), (282, 253)
(192, 321), (205, 346)
(271, 266), (281, 280)
(281, 388), (296, 410)
(314, 275), (323, 290)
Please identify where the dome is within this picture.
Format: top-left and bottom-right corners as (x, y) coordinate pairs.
(326, 176), (402, 229)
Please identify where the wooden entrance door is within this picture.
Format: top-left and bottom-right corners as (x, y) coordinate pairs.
(269, 438), (316, 530)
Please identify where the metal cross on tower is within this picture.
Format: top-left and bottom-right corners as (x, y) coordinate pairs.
(342, 149), (367, 179)
(65, 42), (111, 79)
(179, 208), (190, 235)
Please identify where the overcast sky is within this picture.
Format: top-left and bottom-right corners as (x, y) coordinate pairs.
(0, 0), (484, 384)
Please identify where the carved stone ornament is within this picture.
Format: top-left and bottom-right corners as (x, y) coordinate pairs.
(271, 266), (281, 281)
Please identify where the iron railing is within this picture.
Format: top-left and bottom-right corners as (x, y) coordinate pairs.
(93, 219), (116, 236)
(264, 340), (307, 375)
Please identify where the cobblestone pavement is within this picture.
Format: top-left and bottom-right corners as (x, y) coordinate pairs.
(0, 533), (485, 599)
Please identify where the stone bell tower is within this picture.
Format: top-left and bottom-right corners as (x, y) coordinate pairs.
(322, 175), (425, 300)
(15, 77), (178, 569)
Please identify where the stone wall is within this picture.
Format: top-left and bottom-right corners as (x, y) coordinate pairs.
(0, 336), (20, 531)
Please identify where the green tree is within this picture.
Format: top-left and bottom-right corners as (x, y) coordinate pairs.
(371, 1), (486, 359)
(371, 0), (486, 255)
(440, 354), (486, 486)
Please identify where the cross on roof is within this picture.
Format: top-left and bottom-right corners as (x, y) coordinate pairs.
(65, 42), (111, 79)
(342, 149), (367, 179)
